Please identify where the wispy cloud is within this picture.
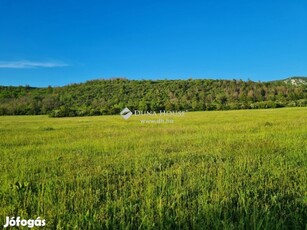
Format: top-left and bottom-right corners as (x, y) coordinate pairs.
(0, 60), (69, 69)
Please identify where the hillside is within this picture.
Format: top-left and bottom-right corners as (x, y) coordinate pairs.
(0, 78), (306, 117)
(282, 77), (307, 86)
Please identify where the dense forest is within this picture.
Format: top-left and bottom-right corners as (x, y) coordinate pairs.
(0, 78), (306, 117)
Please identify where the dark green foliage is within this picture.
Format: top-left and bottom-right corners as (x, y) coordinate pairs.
(0, 78), (306, 117)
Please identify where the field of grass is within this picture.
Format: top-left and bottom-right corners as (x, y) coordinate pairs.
(0, 108), (306, 229)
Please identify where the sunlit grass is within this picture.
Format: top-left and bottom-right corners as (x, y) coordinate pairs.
(0, 108), (306, 229)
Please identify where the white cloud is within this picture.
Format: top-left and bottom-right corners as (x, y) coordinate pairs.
(0, 60), (69, 69)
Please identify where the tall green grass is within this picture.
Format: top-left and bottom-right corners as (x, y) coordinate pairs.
(0, 108), (306, 229)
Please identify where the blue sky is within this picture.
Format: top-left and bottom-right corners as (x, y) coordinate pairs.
(0, 0), (306, 87)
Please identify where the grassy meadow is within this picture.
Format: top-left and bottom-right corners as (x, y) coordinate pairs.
(0, 108), (306, 229)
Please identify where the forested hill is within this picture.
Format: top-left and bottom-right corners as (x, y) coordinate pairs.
(0, 78), (306, 117)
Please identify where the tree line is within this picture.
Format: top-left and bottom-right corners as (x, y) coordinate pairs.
(0, 78), (306, 117)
